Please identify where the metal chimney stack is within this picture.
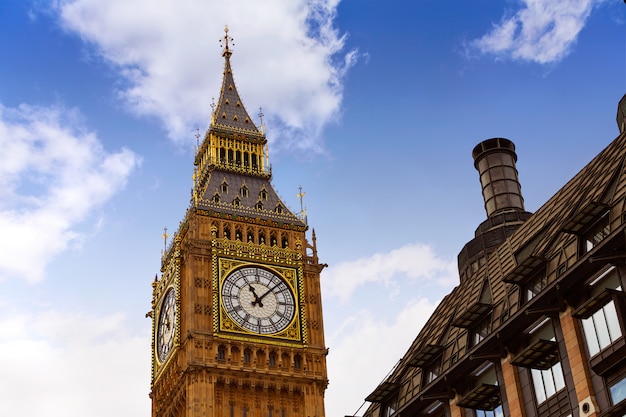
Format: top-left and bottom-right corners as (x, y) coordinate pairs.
(457, 138), (532, 282)
(472, 138), (525, 218)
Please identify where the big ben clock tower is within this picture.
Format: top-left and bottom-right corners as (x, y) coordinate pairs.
(149, 27), (328, 417)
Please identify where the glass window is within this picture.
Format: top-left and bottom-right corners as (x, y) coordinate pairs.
(424, 356), (442, 385)
(383, 395), (398, 417)
(610, 375), (626, 405)
(472, 316), (491, 346)
(583, 213), (609, 253)
(476, 406), (503, 417)
(531, 362), (566, 404)
(581, 299), (622, 357)
(525, 273), (548, 302)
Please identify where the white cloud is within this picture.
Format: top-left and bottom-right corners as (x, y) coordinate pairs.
(0, 103), (139, 283)
(326, 298), (439, 417)
(323, 243), (457, 300)
(320, 243), (457, 415)
(53, 0), (356, 151)
(472, 0), (605, 64)
(0, 309), (150, 417)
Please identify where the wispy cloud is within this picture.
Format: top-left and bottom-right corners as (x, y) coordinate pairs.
(323, 242), (457, 300)
(472, 0), (605, 64)
(52, 0), (357, 152)
(0, 103), (139, 283)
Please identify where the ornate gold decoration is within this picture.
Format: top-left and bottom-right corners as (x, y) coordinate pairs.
(214, 256), (305, 344)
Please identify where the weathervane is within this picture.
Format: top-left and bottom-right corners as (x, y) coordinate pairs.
(219, 25), (234, 57)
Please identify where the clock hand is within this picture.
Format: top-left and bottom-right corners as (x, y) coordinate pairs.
(258, 283), (281, 302)
(249, 285), (264, 307)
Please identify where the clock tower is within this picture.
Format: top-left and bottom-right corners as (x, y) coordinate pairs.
(150, 28), (328, 417)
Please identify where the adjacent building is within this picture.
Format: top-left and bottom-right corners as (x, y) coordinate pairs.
(363, 94), (626, 417)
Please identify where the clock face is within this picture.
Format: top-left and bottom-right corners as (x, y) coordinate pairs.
(156, 288), (176, 362)
(221, 266), (296, 335)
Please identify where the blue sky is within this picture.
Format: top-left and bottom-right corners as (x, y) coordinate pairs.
(0, 0), (624, 416)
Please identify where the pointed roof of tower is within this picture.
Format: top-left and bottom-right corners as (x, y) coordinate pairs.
(211, 26), (260, 134)
(191, 27), (306, 229)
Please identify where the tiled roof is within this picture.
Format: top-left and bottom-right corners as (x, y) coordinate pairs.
(212, 50), (260, 134)
(365, 96), (626, 414)
(198, 170), (305, 227)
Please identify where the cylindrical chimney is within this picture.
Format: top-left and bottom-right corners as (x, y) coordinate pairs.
(472, 138), (525, 218)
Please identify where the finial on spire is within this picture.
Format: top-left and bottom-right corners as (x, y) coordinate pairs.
(297, 186), (308, 225)
(220, 25), (234, 58)
(194, 127), (201, 155)
(162, 227), (169, 256)
(259, 107), (266, 134)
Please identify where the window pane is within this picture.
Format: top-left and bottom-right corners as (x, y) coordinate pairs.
(543, 368), (556, 398)
(594, 311), (612, 350)
(582, 316), (601, 356)
(532, 368), (546, 403)
(604, 300), (622, 342)
(531, 362), (565, 405)
(610, 375), (626, 405)
(552, 362), (566, 391)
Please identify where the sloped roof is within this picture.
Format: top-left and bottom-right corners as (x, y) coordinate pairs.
(365, 97), (626, 414)
(211, 35), (259, 134)
(198, 167), (305, 227)
(192, 29), (303, 228)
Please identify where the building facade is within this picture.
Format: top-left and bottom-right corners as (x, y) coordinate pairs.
(149, 28), (328, 417)
(363, 94), (626, 417)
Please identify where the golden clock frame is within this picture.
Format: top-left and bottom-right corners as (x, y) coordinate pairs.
(213, 255), (306, 345)
(151, 245), (182, 383)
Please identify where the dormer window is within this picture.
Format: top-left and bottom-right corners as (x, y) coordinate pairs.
(212, 193), (220, 203)
(233, 197), (240, 207)
(275, 204), (283, 214)
(457, 362), (502, 416)
(240, 185), (248, 197)
(561, 202), (609, 256)
(525, 270), (548, 302)
(221, 181), (229, 193)
(260, 189), (268, 200)
(256, 202), (264, 210)
(452, 282), (493, 348)
(573, 266), (625, 375)
(471, 314), (492, 347)
(511, 318), (567, 413)
(582, 211), (610, 253)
